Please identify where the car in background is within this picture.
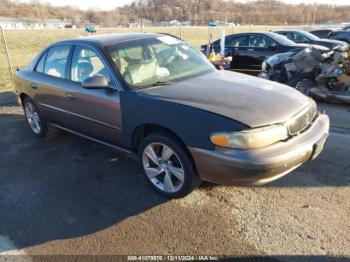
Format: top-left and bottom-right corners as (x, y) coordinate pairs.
(329, 30), (350, 44)
(275, 29), (347, 49)
(309, 29), (336, 39)
(200, 32), (312, 74)
(14, 33), (330, 198)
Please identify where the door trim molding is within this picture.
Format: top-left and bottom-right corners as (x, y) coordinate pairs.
(39, 102), (121, 130)
(50, 123), (133, 155)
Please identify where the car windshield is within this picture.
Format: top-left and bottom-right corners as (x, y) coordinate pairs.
(107, 36), (214, 89)
(269, 33), (297, 46)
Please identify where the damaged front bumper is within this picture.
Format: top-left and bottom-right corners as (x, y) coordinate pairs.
(310, 87), (350, 104)
(189, 113), (330, 185)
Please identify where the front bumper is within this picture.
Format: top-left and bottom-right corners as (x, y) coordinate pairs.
(189, 113), (330, 185)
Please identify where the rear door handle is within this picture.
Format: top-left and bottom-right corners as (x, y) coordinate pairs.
(30, 83), (37, 89)
(66, 93), (75, 100)
(247, 48), (255, 51)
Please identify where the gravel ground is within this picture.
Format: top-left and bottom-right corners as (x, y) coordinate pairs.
(0, 92), (349, 261)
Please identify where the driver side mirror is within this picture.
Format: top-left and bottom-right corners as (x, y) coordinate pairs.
(82, 75), (110, 89)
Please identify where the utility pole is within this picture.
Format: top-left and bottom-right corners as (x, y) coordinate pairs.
(0, 26), (13, 76)
(193, 0), (198, 26)
(139, 0), (144, 32)
(312, 7), (318, 25)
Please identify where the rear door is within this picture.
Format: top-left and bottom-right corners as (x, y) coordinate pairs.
(29, 45), (72, 124)
(245, 34), (279, 71)
(225, 35), (250, 70)
(63, 45), (123, 146)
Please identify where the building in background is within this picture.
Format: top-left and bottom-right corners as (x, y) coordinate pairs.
(0, 16), (66, 29)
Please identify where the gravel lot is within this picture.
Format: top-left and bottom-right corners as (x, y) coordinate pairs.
(0, 91), (349, 261)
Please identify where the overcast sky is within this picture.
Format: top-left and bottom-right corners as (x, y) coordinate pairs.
(15, 0), (350, 11)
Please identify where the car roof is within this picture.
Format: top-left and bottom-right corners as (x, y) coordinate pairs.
(225, 32), (280, 37)
(310, 29), (335, 32)
(333, 30), (350, 34)
(53, 33), (163, 47)
(275, 29), (306, 33)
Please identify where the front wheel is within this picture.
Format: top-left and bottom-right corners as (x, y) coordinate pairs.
(23, 97), (48, 137)
(288, 74), (315, 96)
(138, 132), (201, 198)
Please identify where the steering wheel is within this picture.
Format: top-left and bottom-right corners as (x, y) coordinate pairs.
(158, 47), (179, 66)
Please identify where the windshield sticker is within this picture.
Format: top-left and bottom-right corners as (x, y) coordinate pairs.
(157, 36), (180, 45)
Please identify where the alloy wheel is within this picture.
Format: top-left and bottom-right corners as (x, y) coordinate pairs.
(142, 142), (185, 193)
(24, 101), (41, 134)
(295, 79), (314, 96)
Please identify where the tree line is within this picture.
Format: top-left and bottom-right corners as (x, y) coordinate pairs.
(1, 0), (350, 26)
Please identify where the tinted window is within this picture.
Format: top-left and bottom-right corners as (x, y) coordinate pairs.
(299, 31), (320, 41)
(285, 32), (309, 43)
(71, 46), (110, 82)
(35, 52), (47, 73)
(248, 35), (276, 48)
(311, 31), (327, 38)
(226, 35), (249, 47)
(269, 33), (296, 46)
(44, 46), (70, 78)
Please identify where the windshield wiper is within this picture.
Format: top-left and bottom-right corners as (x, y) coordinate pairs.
(150, 81), (173, 87)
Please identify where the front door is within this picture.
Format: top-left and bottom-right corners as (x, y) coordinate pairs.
(225, 35), (251, 71)
(64, 45), (123, 146)
(246, 35), (279, 71)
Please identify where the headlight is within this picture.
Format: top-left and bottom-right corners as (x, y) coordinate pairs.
(210, 124), (288, 149)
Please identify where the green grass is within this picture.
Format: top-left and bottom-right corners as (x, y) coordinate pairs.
(0, 25), (297, 89)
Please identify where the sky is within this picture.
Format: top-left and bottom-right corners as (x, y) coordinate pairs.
(14, 0), (350, 11)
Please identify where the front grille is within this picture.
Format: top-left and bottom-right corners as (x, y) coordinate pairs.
(287, 102), (317, 136)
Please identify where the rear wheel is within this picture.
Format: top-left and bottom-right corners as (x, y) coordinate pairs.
(23, 97), (47, 137)
(138, 132), (201, 198)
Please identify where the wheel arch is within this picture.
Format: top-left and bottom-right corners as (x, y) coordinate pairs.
(132, 123), (200, 181)
(132, 123), (188, 154)
(19, 93), (30, 105)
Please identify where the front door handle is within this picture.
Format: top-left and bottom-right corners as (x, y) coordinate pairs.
(66, 93), (75, 100)
(247, 48), (255, 52)
(30, 83), (37, 89)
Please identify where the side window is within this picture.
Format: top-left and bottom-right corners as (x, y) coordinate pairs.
(71, 46), (110, 83)
(35, 52), (47, 73)
(226, 35), (248, 47)
(212, 39), (220, 47)
(292, 33), (308, 43)
(283, 32), (293, 41)
(329, 32), (335, 39)
(249, 35), (276, 48)
(44, 46), (70, 78)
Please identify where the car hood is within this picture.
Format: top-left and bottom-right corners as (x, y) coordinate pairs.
(137, 70), (312, 127)
(292, 43), (329, 51)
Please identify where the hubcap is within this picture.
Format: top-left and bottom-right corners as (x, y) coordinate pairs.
(142, 143), (185, 193)
(295, 79), (314, 95)
(25, 102), (41, 134)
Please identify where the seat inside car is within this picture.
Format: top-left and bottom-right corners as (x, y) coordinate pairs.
(75, 61), (94, 82)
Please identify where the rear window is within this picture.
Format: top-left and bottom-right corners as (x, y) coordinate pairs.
(35, 52), (47, 73)
(38, 45), (71, 78)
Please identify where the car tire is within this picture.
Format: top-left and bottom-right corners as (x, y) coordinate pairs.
(288, 74), (315, 96)
(138, 131), (201, 198)
(23, 97), (48, 137)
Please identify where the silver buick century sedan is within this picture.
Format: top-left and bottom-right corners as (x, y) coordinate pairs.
(14, 33), (330, 198)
